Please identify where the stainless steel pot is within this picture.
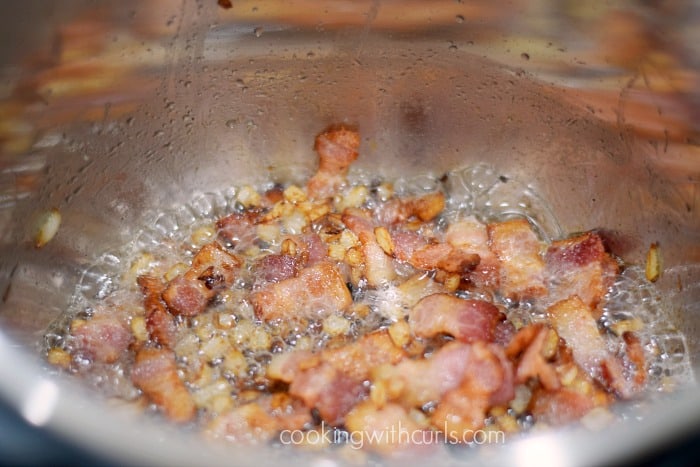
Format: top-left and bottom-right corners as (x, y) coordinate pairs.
(1, 1), (699, 466)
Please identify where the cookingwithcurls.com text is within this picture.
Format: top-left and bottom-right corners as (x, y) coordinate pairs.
(279, 421), (506, 450)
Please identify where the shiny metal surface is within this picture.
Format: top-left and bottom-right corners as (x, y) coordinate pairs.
(0, 1), (699, 466)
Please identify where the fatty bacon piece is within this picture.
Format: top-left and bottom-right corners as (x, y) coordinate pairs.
(544, 231), (619, 315)
(408, 293), (503, 343)
(547, 296), (642, 398)
(269, 330), (406, 425)
(250, 233), (328, 289)
(252, 262), (352, 322)
(373, 341), (514, 410)
(445, 216), (500, 290)
(216, 210), (261, 252)
(162, 242), (242, 317)
(70, 314), (132, 364)
(426, 342), (514, 439)
(342, 208), (397, 286)
(250, 253), (300, 289)
(137, 275), (178, 347)
(307, 127), (360, 200)
(131, 347), (196, 423)
(207, 393), (311, 443)
(487, 218), (547, 301)
(389, 228), (480, 277)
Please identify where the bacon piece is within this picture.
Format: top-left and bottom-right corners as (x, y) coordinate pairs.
(307, 127), (360, 199)
(623, 332), (647, 389)
(345, 401), (434, 456)
(547, 296), (636, 398)
(216, 211), (261, 251)
(545, 231), (619, 313)
(289, 363), (367, 425)
(71, 316), (132, 364)
(389, 227), (480, 276)
(375, 341), (512, 409)
(430, 342), (513, 437)
(137, 275), (177, 347)
(295, 232), (328, 266)
(322, 329), (406, 381)
(162, 242), (241, 317)
(376, 342), (471, 408)
(408, 243), (480, 275)
(270, 330), (405, 424)
(431, 384), (491, 441)
(408, 294), (502, 343)
(251, 254), (300, 288)
(493, 319), (516, 346)
(507, 325), (560, 391)
(390, 229), (427, 262)
(342, 208), (396, 286)
(488, 218), (547, 300)
(267, 350), (317, 383)
(547, 297), (608, 377)
(131, 347), (196, 423)
(268, 330), (405, 384)
(446, 217), (500, 289)
(530, 388), (596, 426)
(252, 262), (352, 321)
(396, 273), (446, 309)
(207, 393), (311, 443)
(376, 192), (446, 224)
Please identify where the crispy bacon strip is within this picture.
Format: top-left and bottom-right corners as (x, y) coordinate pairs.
(408, 293), (502, 343)
(488, 218), (547, 300)
(162, 242), (241, 317)
(131, 347), (196, 423)
(307, 127), (360, 199)
(252, 262), (352, 321)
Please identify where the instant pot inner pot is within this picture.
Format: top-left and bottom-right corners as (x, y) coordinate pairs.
(1, 35), (699, 467)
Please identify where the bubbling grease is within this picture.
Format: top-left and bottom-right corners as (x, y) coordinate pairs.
(44, 164), (693, 442)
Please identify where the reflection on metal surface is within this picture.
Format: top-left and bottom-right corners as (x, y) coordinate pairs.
(21, 379), (58, 427)
(513, 434), (569, 467)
